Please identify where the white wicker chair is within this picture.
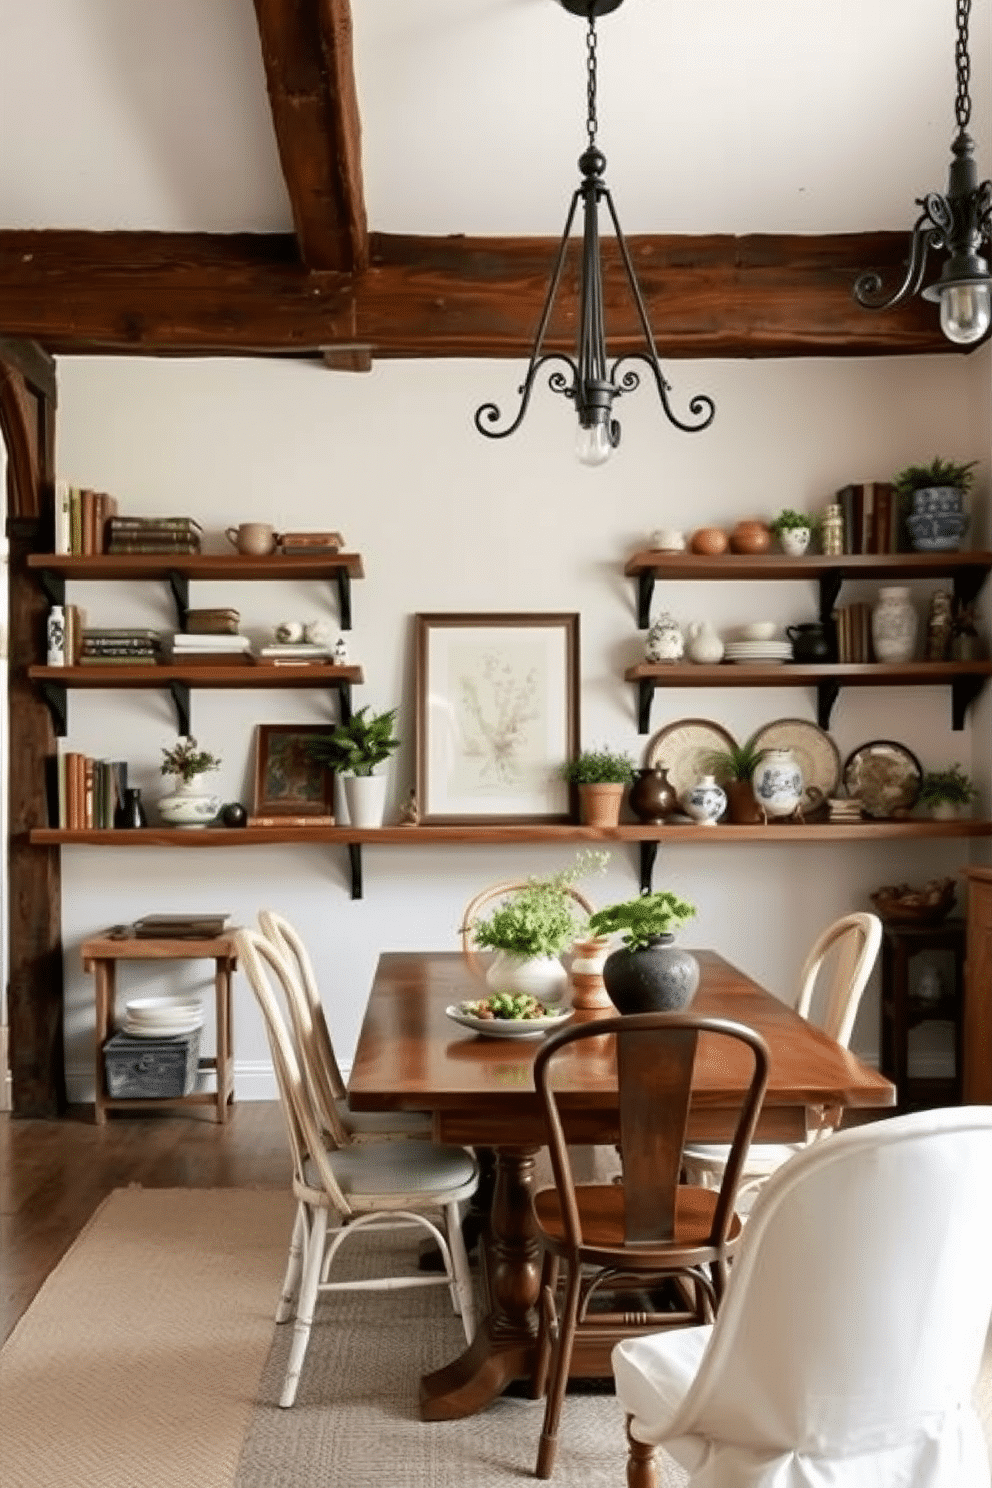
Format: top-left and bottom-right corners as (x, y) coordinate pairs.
(257, 909), (432, 1143)
(236, 927), (478, 1407)
(681, 912), (882, 1203)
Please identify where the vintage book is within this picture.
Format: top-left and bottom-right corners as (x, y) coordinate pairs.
(80, 652), (158, 665)
(278, 530), (344, 549)
(257, 643), (333, 660)
(870, 482), (894, 554)
(46, 605), (66, 666)
(81, 639), (161, 653)
(108, 515), (202, 533)
(69, 486), (82, 554)
(171, 633), (251, 650)
(131, 914), (229, 939)
(167, 651), (254, 666)
(107, 535), (201, 553)
(185, 608), (240, 635)
(94, 492), (119, 553)
(247, 815), (335, 827)
(54, 479), (72, 555)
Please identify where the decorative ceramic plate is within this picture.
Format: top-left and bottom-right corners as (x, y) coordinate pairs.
(747, 718), (841, 806)
(445, 1005), (572, 1040)
(644, 718), (737, 805)
(842, 740), (923, 819)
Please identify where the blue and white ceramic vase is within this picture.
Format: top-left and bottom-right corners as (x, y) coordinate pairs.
(602, 935), (701, 1014)
(752, 749), (803, 820)
(683, 774), (727, 826)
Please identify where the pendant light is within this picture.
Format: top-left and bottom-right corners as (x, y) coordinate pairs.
(854, 0), (992, 345)
(474, 0), (714, 465)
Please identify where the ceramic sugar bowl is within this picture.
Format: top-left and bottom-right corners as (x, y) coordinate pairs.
(645, 612), (684, 663)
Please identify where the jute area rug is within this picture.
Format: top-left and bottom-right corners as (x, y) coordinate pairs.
(4, 1186), (992, 1488)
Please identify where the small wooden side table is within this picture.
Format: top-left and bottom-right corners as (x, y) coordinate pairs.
(81, 931), (237, 1125)
(879, 918), (965, 1112)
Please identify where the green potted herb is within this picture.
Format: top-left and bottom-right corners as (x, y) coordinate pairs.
(769, 508), (813, 557)
(561, 746), (637, 827)
(891, 457), (978, 502)
(587, 891), (698, 1013)
(917, 763), (978, 820)
(307, 705), (400, 827)
(703, 740), (768, 824)
(892, 458), (976, 552)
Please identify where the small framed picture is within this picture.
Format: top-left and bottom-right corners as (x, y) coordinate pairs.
(415, 612), (580, 824)
(252, 724), (336, 818)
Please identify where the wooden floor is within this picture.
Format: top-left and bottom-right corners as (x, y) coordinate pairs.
(0, 1100), (288, 1345)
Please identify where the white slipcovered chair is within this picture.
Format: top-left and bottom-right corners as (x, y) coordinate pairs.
(613, 1105), (992, 1488)
(681, 911), (882, 1203)
(257, 908), (432, 1142)
(236, 927), (478, 1407)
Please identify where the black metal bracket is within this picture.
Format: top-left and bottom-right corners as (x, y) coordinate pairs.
(336, 680), (353, 723)
(348, 843), (363, 899)
(952, 675), (984, 730)
(38, 571), (65, 607)
(637, 680), (653, 735)
(816, 681), (841, 730)
(39, 681), (68, 737)
(166, 570), (191, 631)
(953, 564), (990, 610)
(336, 572), (353, 631)
(639, 840), (658, 894)
(636, 571), (654, 630)
(817, 571), (843, 623)
(168, 682), (191, 736)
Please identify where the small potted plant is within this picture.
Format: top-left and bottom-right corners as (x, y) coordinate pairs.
(703, 740), (768, 824)
(917, 763), (978, 820)
(587, 890), (698, 1013)
(307, 705), (400, 827)
(467, 850), (609, 1004)
(892, 457), (977, 552)
(561, 746), (637, 827)
(158, 736), (222, 828)
(769, 508), (814, 557)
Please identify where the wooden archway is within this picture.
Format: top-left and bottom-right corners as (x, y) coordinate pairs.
(0, 338), (65, 1116)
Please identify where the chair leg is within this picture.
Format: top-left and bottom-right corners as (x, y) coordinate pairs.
(532, 1250), (559, 1401)
(625, 1417), (658, 1488)
(276, 1202), (306, 1324)
(535, 1260), (582, 1479)
(280, 1204), (328, 1408)
(445, 1199), (477, 1342)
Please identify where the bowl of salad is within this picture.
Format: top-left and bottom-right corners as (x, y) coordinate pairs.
(445, 991), (573, 1039)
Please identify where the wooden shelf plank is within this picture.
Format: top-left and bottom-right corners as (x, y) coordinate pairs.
(27, 552), (364, 580)
(624, 661), (992, 686)
(624, 550), (992, 581)
(28, 663), (363, 688)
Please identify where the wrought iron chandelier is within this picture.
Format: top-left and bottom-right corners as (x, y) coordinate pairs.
(854, 0), (992, 345)
(474, 0), (714, 465)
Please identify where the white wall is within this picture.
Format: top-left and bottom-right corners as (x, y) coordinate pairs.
(53, 348), (992, 1100)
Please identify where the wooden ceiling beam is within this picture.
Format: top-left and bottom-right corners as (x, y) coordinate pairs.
(0, 228), (954, 359)
(252, 0), (368, 271)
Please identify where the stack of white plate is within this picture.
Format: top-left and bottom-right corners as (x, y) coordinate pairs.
(724, 640), (793, 666)
(122, 995), (203, 1038)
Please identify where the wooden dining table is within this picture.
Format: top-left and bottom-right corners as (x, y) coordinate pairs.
(347, 948), (896, 1420)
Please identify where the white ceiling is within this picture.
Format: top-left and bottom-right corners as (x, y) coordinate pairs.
(1, 0), (989, 238)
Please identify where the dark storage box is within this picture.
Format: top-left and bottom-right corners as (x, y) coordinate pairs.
(103, 1029), (201, 1099)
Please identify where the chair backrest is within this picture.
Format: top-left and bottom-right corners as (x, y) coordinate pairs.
(794, 911), (882, 1048)
(257, 909), (351, 1144)
(460, 879), (596, 978)
(235, 927), (353, 1215)
(534, 1012), (770, 1251)
(662, 1106), (992, 1451)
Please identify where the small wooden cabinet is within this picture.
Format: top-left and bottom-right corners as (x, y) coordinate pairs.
(879, 918), (965, 1111)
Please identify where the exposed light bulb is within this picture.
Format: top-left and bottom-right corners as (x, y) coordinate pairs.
(576, 421), (613, 467)
(939, 282), (992, 344)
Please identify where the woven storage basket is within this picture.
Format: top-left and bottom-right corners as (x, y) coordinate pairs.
(103, 1029), (201, 1099)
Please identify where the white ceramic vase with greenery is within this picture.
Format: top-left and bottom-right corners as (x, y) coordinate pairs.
(306, 706), (400, 829)
(158, 736), (222, 828)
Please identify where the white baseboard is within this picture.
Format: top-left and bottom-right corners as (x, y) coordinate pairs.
(65, 1058), (279, 1105)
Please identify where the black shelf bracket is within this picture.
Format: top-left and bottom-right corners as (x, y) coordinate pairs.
(952, 565), (990, 610)
(168, 681), (191, 736)
(39, 681), (68, 738)
(348, 843), (363, 899)
(817, 571), (843, 623)
(637, 680), (653, 735)
(639, 840), (658, 894)
(336, 572), (353, 631)
(38, 571), (65, 607)
(816, 681), (841, 730)
(636, 571), (655, 630)
(952, 675), (983, 731)
(336, 680), (353, 723)
(166, 570), (191, 631)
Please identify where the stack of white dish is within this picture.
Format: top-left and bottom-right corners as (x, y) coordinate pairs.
(724, 639), (793, 666)
(122, 995), (203, 1038)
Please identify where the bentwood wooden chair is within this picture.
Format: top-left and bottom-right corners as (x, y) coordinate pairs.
(257, 909), (432, 1142)
(529, 1011), (770, 1479)
(613, 1106), (992, 1488)
(236, 928), (479, 1407)
(681, 912), (882, 1204)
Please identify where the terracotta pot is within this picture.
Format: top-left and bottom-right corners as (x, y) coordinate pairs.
(729, 520), (773, 555)
(690, 527), (729, 556)
(725, 778), (763, 825)
(578, 782), (625, 827)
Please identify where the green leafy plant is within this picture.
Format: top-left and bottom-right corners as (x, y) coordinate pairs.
(703, 740), (767, 784)
(918, 763), (978, 807)
(468, 851), (609, 958)
(588, 891), (697, 951)
(561, 747), (637, 786)
(306, 706), (399, 777)
(892, 457), (978, 500)
(159, 736), (221, 784)
(769, 508), (812, 536)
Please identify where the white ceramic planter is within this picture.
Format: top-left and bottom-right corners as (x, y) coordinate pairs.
(486, 952), (569, 1006)
(158, 778), (221, 829)
(779, 527), (811, 556)
(343, 774), (388, 828)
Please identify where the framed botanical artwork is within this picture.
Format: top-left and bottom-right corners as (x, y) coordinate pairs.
(415, 612), (580, 824)
(252, 724), (336, 818)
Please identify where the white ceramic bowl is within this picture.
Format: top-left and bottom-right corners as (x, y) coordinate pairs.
(740, 621), (778, 641)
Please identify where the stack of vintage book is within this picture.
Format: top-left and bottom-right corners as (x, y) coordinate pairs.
(828, 796), (864, 823)
(51, 751), (128, 828)
(106, 515), (202, 554)
(168, 633), (254, 665)
(835, 482), (900, 554)
(832, 602), (874, 662)
(54, 481), (119, 554)
(80, 627), (162, 665)
(256, 642), (334, 665)
(276, 530), (344, 555)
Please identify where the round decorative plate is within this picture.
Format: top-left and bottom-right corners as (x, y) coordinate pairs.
(445, 1005), (572, 1040)
(842, 740), (923, 819)
(747, 718), (841, 807)
(644, 718), (737, 805)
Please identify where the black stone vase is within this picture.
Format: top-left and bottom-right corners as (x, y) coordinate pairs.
(602, 934), (700, 1015)
(114, 787), (148, 829)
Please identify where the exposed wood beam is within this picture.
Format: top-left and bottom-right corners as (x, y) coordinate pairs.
(0, 228), (956, 359)
(253, 0), (368, 271)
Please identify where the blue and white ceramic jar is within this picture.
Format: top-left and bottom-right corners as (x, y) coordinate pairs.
(753, 749), (803, 819)
(683, 774), (727, 826)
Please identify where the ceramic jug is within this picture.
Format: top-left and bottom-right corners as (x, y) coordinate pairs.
(786, 621), (832, 662)
(752, 748), (803, 820)
(685, 620), (725, 664)
(628, 766), (678, 824)
(683, 775), (727, 826)
(645, 612), (684, 663)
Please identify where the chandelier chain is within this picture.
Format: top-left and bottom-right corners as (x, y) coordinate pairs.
(585, 13), (598, 148)
(955, 0), (973, 132)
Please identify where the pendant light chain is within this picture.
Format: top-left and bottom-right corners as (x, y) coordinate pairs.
(585, 13), (598, 150)
(955, 0), (973, 133)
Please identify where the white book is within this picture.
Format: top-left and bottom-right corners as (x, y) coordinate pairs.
(171, 633), (251, 651)
(54, 480), (71, 555)
(46, 605), (66, 666)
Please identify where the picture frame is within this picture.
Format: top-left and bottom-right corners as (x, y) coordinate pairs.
(252, 724), (336, 818)
(415, 612), (580, 824)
